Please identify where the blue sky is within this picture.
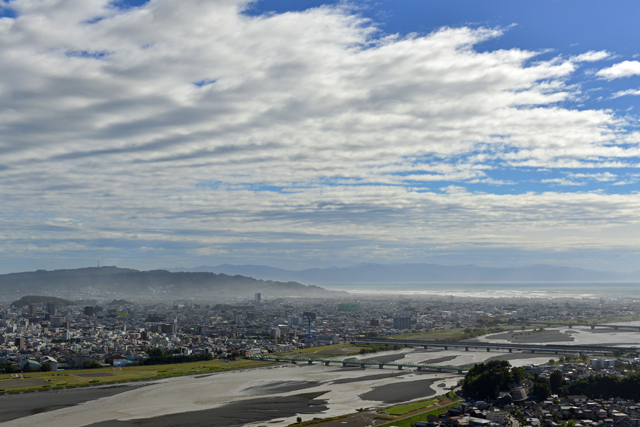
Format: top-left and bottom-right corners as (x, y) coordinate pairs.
(1, 0), (640, 274)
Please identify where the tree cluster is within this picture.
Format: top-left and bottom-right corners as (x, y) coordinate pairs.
(463, 361), (552, 401)
(142, 352), (214, 365)
(567, 372), (640, 400)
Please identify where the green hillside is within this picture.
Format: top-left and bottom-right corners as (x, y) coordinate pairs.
(12, 295), (77, 308)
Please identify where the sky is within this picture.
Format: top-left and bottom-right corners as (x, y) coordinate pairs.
(2, 0), (640, 274)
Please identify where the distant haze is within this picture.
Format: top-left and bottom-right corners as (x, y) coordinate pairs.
(169, 263), (640, 286)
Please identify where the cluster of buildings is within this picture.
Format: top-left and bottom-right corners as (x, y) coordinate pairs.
(437, 359), (640, 427)
(438, 395), (640, 427)
(1, 293), (640, 372)
(0, 294), (481, 371)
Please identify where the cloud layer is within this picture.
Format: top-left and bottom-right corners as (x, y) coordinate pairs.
(1, 0), (640, 271)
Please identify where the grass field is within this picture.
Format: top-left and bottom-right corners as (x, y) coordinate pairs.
(391, 326), (519, 341)
(378, 401), (461, 427)
(0, 359), (273, 394)
(278, 343), (364, 357)
(383, 398), (437, 415)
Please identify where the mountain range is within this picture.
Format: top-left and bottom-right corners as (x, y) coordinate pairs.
(0, 267), (344, 298)
(169, 263), (640, 286)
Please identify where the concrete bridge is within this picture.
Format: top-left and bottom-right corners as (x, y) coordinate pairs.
(525, 321), (640, 331)
(246, 354), (469, 374)
(351, 340), (638, 355)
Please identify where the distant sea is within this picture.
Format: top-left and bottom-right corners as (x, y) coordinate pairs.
(328, 282), (640, 299)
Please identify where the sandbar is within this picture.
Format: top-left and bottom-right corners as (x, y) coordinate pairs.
(85, 392), (328, 427)
(0, 384), (145, 423)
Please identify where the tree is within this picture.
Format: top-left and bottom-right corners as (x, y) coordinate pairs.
(511, 366), (528, 384)
(550, 370), (563, 394)
(2, 364), (18, 374)
(533, 380), (552, 400)
(613, 349), (626, 358)
(147, 348), (164, 357)
(41, 363), (52, 372)
(83, 360), (102, 369)
(463, 360), (513, 400)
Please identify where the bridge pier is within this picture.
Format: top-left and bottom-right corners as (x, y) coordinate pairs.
(438, 368), (442, 372)
(360, 364), (365, 369)
(342, 362), (347, 367)
(555, 351), (558, 355)
(324, 362), (330, 366)
(379, 364), (384, 369)
(614, 326), (619, 330)
(418, 367), (422, 371)
(444, 346), (448, 350)
(275, 358), (280, 362)
(508, 349), (512, 353)
(398, 366), (403, 370)
(547, 323), (551, 327)
(591, 325), (595, 330)
(465, 347), (469, 351)
(458, 370), (463, 374)
(308, 360), (313, 365)
(424, 345), (428, 349)
(487, 348), (490, 352)
(569, 325), (573, 329)
(531, 350), (535, 354)
(292, 360), (297, 364)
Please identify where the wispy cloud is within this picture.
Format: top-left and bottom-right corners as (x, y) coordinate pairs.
(597, 60), (640, 80)
(571, 50), (610, 63)
(541, 178), (584, 186)
(612, 88), (640, 98)
(565, 172), (617, 182)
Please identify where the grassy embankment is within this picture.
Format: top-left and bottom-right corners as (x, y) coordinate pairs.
(533, 315), (640, 326)
(0, 359), (273, 394)
(286, 391), (461, 427)
(391, 325), (521, 342)
(383, 398), (438, 415)
(277, 343), (366, 357)
(390, 315), (640, 342)
(376, 391), (462, 427)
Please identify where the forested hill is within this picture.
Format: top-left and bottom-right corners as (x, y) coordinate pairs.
(12, 295), (77, 307)
(0, 267), (344, 298)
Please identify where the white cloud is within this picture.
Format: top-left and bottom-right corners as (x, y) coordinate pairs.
(541, 178), (584, 186)
(596, 60), (640, 80)
(0, 0), (639, 269)
(565, 172), (617, 182)
(611, 88), (640, 98)
(571, 50), (610, 62)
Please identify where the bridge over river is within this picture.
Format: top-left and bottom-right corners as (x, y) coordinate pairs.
(352, 340), (639, 355)
(526, 321), (640, 331)
(247, 353), (469, 373)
